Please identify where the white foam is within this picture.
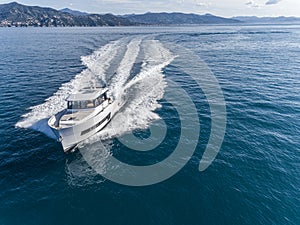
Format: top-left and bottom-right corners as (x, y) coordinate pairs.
(109, 38), (142, 99)
(16, 38), (175, 144)
(16, 40), (121, 129)
(81, 40), (120, 83)
(94, 39), (175, 140)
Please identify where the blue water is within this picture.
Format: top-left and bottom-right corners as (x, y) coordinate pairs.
(0, 25), (300, 224)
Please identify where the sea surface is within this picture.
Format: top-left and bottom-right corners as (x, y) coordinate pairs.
(0, 25), (299, 225)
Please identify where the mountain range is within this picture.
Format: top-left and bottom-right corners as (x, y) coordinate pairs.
(0, 2), (241, 27)
(123, 12), (240, 24)
(0, 2), (134, 27)
(233, 16), (300, 24)
(1, 2), (300, 27)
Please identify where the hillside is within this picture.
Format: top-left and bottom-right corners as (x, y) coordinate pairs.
(2, 2), (300, 27)
(233, 16), (300, 24)
(59, 8), (88, 16)
(124, 12), (241, 25)
(0, 2), (134, 27)
(0, 2), (244, 27)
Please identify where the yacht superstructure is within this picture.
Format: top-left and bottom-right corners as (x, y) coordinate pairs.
(48, 86), (117, 152)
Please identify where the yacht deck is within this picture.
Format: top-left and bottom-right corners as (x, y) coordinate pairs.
(60, 110), (93, 125)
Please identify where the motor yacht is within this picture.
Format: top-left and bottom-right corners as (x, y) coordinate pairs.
(48, 86), (117, 152)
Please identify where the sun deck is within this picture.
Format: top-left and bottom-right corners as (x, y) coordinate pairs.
(60, 110), (93, 122)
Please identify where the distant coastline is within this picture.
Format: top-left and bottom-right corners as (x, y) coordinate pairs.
(1, 2), (300, 27)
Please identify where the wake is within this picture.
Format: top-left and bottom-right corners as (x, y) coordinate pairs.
(16, 37), (174, 141)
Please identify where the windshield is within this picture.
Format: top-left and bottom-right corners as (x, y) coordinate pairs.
(67, 92), (108, 109)
(67, 100), (94, 109)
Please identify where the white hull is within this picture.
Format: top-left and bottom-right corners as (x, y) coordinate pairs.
(49, 100), (118, 152)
